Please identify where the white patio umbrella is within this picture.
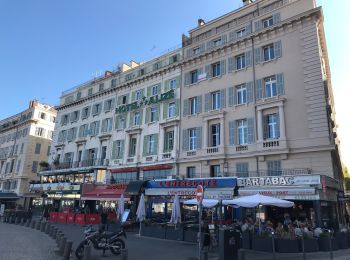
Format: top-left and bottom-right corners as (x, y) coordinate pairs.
(222, 193), (294, 208)
(169, 195), (181, 225)
(136, 193), (146, 235)
(117, 193), (125, 220)
(184, 198), (219, 208)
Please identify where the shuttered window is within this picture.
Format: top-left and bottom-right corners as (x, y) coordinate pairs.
(267, 160), (282, 176)
(236, 163), (249, 177)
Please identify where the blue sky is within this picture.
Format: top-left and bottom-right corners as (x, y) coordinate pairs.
(0, 0), (349, 167)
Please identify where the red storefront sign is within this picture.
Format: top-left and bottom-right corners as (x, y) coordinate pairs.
(49, 212), (58, 222)
(67, 213), (75, 223)
(57, 213), (68, 223)
(85, 214), (100, 225)
(81, 184), (127, 201)
(75, 213), (85, 225)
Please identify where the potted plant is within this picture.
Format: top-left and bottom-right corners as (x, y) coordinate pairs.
(318, 232), (338, 251)
(251, 232), (273, 252)
(300, 234), (319, 252)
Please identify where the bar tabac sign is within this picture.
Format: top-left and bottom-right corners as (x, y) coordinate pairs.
(115, 89), (175, 114)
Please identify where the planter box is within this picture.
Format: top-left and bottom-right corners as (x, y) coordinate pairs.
(166, 225), (184, 241)
(318, 236), (338, 251)
(251, 236), (273, 252)
(335, 232), (349, 249)
(141, 224), (166, 239)
(275, 238), (300, 253)
(241, 232), (252, 249)
(184, 229), (198, 243)
(300, 238), (319, 252)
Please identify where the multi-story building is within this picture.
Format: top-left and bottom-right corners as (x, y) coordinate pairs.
(36, 0), (344, 227)
(179, 0), (344, 226)
(0, 100), (56, 210)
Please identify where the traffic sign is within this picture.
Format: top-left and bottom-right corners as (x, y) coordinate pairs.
(196, 185), (204, 203)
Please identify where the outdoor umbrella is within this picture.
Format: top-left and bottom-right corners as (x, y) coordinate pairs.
(184, 198), (219, 208)
(222, 193), (294, 208)
(136, 193), (146, 235)
(117, 193), (125, 220)
(169, 195), (181, 225)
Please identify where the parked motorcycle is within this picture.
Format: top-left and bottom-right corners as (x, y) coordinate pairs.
(75, 224), (126, 259)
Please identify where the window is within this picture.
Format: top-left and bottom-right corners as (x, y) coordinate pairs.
(22, 128), (28, 137)
(236, 163), (248, 177)
(265, 76), (277, 97)
(35, 127), (44, 137)
(151, 85), (158, 96)
(266, 113), (279, 139)
(263, 17), (273, 28)
(211, 124), (220, 147)
(139, 68), (145, 76)
(76, 91), (82, 100)
(267, 160), (281, 176)
(211, 91), (221, 110)
(210, 165), (221, 177)
(79, 124), (89, 137)
(129, 137), (137, 157)
(88, 88), (93, 96)
(99, 83), (104, 91)
(47, 130), (53, 139)
(47, 146), (51, 156)
(236, 54), (246, 70)
(39, 112), (46, 120)
(16, 160), (21, 173)
(136, 90), (143, 101)
(61, 114), (69, 125)
(263, 44), (275, 61)
(122, 95), (127, 104)
(168, 102), (176, 118)
(193, 47), (200, 55)
(236, 84), (247, 105)
(81, 107), (90, 119)
(89, 121), (100, 136)
(150, 107), (157, 122)
(35, 143), (41, 154)
(20, 143), (24, 154)
(32, 161), (38, 173)
(67, 127), (77, 141)
(147, 135), (156, 155)
(101, 118), (113, 133)
(190, 70), (198, 84)
(116, 115), (126, 129)
(190, 97), (198, 115)
(169, 79), (177, 90)
(92, 103), (101, 116)
(101, 146), (107, 160)
(164, 130), (174, 152)
(237, 119), (248, 145)
(71, 110), (79, 122)
(133, 111), (140, 126)
(213, 38), (222, 47)
(236, 28), (246, 38)
(111, 78), (117, 87)
(189, 128), (197, 151)
(212, 62), (221, 77)
(116, 140), (123, 158)
(50, 116), (56, 123)
(104, 99), (113, 111)
(187, 167), (196, 178)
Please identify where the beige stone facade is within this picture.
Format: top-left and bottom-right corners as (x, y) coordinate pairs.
(0, 100), (56, 209)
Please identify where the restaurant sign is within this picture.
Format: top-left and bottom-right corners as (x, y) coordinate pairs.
(115, 89), (175, 114)
(237, 175), (321, 187)
(146, 177), (236, 189)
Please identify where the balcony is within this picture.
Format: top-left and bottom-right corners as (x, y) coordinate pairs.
(230, 168), (312, 178)
(263, 140), (279, 148)
(127, 157), (135, 163)
(162, 152), (172, 159)
(207, 147), (219, 154)
(236, 145), (248, 152)
(40, 158), (109, 172)
(186, 151), (197, 157)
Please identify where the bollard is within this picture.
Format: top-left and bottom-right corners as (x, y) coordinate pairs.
(82, 245), (91, 260)
(121, 248), (128, 260)
(328, 231), (333, 260)
(36, 221), (41, 230)
(239, 249), (245, 260)
(52, 228), (58, 239)
(26, 219), (31, 227)
(49, 226), (54, 237)
(40, 222), (46, 232)
(15, 217), (20, 224)
(56, 233), (63, 246)
(45, 223), (51, 234)
(59, 237), (67, 256)
(271, 232), (276, 260)
(63, 240), (73, 260)
(200, 250), (208, 260)
(31, 220), (36, 229)
(20, 218), (25, 226)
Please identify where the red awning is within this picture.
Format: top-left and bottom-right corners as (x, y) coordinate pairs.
(142, 164), (173, 171)
(81, 184), (127, 201)
(110, 167), (139, 173)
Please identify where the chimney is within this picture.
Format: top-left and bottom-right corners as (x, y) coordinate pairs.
(243, 0), (253, 6)
(198, 18), (205, 27)
(29, 99), (38, 108)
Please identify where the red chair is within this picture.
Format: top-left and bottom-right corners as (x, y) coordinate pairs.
(49, 212), (58, 222)
(86, 213), (100, 225)
(67, 213), (75, 223)
(57, 212), (68, 223)
(75, 213), (85, 225)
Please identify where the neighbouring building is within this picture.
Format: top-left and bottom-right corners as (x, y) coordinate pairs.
(34, 0), (345, 228)
(0, 100), (56, 210)
(179, 0), (344, 227)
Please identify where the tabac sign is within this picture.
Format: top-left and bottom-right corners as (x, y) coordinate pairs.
(115, 89), (175, 114)
(237, 175), (321, 187)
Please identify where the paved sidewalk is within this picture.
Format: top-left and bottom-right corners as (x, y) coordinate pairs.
(0, 222), (60, 260)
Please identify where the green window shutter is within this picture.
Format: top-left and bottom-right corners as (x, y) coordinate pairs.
(245, 51), (252, 68)
(95, 121), (100, 135)
(274, 40), (282, 59)
(206, 40), (213, 51)
(205, 65), (211, 79)
(276, 73), (285, 95)
(196, 127), (202, 149)
(247, 118), (255, 144)
(228, 87), (234, 107)
(229, 121), (235, 145)
(183, 99), (189, 116)
(131, 91), (136, 101)
(163, 103), (168, 120)
(263, 115), (268, 139)
(273, 13), (281, 24)
(101, 119), (107, 132)
(111, 141), (117, 159)
(245, 24), (252, 34)
(147, 86), (151, 97)
(228, 57), (234, 73)
(220, 89), (226, 108)
(109, 118), (113, 132)
(254, 20), (262, 32)
(246, 82), (254, 103)
(255, 48), (261, 64)
(129, 113), (133, 127)
(175, 99), (180, 117)
(276, 113), (280, 138)
(197, 95), (202, 113)
(139, 110), (143, 125)
(199, 43), (205, 53)
(176, 76), (181, 88)
(120, 140), (125, 159)
(220, 60), (226, 75)
(156, 84), (161, 94)
(145, 108), (150, 124)
(204, 93), (210, 112)
(117, 96), (122, 105)
(153, 134), (159, 155)
(143, 136), (148, 156)
(255, 79), (263, 100)
(222, 34), (227, 44)
(229, 31), (237, 42)
(182, 129), (189, 151)
(184, 72), (191, 86)
(78, 126), (83, 138)
(164, 79), (170, 92)
(156, 104), (160, 121)
(186, 48), (192, 58)
(111, 98), (116, 110)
